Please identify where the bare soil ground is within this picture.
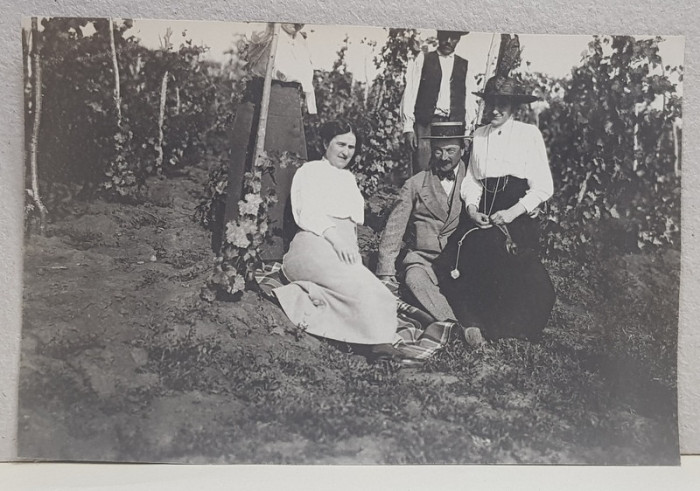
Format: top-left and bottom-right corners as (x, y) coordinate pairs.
(18, 162), (680, 464)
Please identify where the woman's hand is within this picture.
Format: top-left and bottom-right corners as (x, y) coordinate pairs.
(490, 203), (527, 226)
(377, 275), (399, 294)
(324, 227), (361, 265)
(404, 131), (418, 151)
(333, 241), (361, 265)
(467, 205), (492, 229)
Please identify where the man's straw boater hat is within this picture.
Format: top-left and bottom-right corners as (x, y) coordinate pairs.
(436, 30), (469, 37)
(421, 121), (471, 140)
(473, 75), (539, 104)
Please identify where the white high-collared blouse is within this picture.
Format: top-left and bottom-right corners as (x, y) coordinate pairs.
(290, 159), (365, 236)
(460, 118), (554, 214)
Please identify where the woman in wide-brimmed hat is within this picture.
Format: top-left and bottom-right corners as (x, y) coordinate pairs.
(433, 75), (556, 342)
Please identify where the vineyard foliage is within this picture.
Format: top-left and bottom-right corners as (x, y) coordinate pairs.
(307, 29), (422, 193)
(25, 22), (682, 296)
(25, 18), (240, 206)
(521, 36), (682, 255)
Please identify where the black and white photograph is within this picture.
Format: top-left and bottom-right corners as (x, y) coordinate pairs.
(18, 17), (683, 465)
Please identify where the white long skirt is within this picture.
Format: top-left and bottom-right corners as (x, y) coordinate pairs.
(274, 218), (397, 345)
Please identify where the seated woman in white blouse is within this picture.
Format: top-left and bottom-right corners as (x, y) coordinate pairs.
(273, 121), (418, 364)
(434, 76), (556, 342)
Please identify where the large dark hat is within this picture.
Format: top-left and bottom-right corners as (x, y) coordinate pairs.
(437, 30), (469, 37)
(420, 121), (471, 140)
(472, 75), (539, 104)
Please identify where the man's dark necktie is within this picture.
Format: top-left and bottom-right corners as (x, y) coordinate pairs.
(434, 169), (455, 181)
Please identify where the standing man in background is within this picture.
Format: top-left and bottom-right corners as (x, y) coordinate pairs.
(401, 30), (475, 174)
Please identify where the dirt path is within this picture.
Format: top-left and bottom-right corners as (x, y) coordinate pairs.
(18, 165), (679, 464)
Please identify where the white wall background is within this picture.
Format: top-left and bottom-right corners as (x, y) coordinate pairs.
(1, 0), (699, 487)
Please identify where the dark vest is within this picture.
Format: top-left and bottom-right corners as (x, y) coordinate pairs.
(414, 51), (468, 126)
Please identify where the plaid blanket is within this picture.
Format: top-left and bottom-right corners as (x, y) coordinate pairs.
(393, 300), (455, 360)
(254, 262), (290, 296)
(255, 263), (455, 360)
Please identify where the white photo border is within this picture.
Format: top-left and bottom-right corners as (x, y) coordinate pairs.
(1, 0), (698, 485)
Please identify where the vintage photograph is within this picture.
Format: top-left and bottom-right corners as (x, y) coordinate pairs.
(19, 17), (682, 464)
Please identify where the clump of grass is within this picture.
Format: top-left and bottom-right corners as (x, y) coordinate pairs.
(145, 336), (232, 394)
(19, 366), (95, 409)
(36, 331), (104, 359)
(129, 211), (167, 229)
(145, 191), (175, 208)
(136, 269), (167, 289)
(53, 226), (105, 250)
(165, 250), (207, 270)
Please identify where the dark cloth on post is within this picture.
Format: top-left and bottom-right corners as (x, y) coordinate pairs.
(433, 176), (555, 341)
(223, 78), (308, 261)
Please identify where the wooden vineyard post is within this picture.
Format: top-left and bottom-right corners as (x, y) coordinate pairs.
(155, 70), (169, 171)
(673, 118), (681, 176)
(28, 16), (48, 234)
(633, 104), (640, 172)
(155, 28), (173, 173)
(476, 34), (521, 127)
(252, 23), (281, 173)
(476, 33), (498, 126)
(108, 18), (122, 127)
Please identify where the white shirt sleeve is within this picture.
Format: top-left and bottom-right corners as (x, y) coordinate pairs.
(435, 55), (454, 116)
(273, 32), (318, 114)
(461, 148), (483, 210)
(518, 126), (554, 213)
(401, 52), (424, 134)
(293, 35), (317, 115)
(304, 88), (318, 115)
(290, 163), (336, 236)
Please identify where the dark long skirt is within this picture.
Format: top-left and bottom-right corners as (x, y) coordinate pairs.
(433, 176), (555, 341)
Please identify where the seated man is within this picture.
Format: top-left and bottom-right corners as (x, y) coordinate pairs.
(376, 121), (484, 345)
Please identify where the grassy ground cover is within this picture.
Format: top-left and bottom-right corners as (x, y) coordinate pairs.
(18, 161), (679, 464)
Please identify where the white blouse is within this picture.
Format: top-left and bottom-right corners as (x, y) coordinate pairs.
(461, 118), (553, 213)
(290, 159), (365, 236)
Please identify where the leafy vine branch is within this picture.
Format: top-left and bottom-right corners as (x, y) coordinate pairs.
(202, 151), (304, 300)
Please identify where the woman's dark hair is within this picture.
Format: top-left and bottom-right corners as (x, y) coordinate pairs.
(319, 120), (363, 154)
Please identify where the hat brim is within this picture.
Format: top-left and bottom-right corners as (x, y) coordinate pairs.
(420, 134), (473, 140)
(472, 91), (539, 104)
(437, 30), (469, 37)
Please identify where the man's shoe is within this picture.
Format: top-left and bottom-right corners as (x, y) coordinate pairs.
(368, 344), (425, 369)
(396, 357), (425, 369)
(463, 326), (487, 347)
